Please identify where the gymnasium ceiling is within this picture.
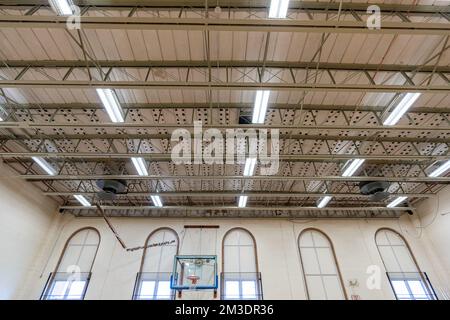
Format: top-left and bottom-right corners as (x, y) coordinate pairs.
(0, 0), (449, 218)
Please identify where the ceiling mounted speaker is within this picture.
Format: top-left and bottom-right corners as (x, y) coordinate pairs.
(96, 179), (127, 201)
(359, 181), (390, 202)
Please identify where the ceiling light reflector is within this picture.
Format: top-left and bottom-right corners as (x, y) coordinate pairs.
(243, 157), (257, 176)
(387, 196), (408, 208)
(428, 160), (450, 177)
(269, 0), (289, 18)
(96, 88), (124, 123)
(74, 194), (91, 207)
(151, 195), (163, 208)
(131, 157), (148, 176)
(32, 156), (56, 175)
(238, 195), (248, 208)
(49, 0), (74, 16)
(342, 158), (365, 177)
(383, 93), (421, 126)
(252, 90), (270, 124)
(317, 196), (332, 208)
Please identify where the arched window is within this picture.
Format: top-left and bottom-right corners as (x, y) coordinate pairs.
(133, 228), (179, 300)
(42, 227), (100, 300)
(221, 228), (262, 299)
(298, 228), (346, 300)
(375, 228), (436, 300)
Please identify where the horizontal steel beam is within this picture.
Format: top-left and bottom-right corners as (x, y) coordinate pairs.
(45, 191), (436, 199)
(3, 102), (449, 114)
(0, 80), (447, 92)
(0, 122), (448, 132)
(59, 205), (413, 212)
(2, 1), (450, 14)
(21, 175), (450, 183)
(0, 16), (449, 35)
(4, 60), (450, 74)
(3, 152), (448, 162)
(2, 133), (448, 144)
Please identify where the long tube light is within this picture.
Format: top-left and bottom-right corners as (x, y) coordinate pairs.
(428, 160), (450, 177)
(32, 156), (56, 175)
(96, 88), (124, 123)
(49, 0), (74, 16)
(387, 196), (408, 208)
(131, 157), (148, 176)
(342, 158), (365, 177)
(269, 0), (289, 18)
(383, 93), (421, 126)
(151, 195), (163, 207)
(312, 158), (364, 209)
(238, 195), (248, 208)
(252, 90), (270, 124)
(74, 194), (91, 207)
(317, 196), (332, 208)
(243, 157), (257, 176)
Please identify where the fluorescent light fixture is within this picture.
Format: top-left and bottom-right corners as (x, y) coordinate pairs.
(96, 88), (124, 123)
(151, 195), (163, 207)
(131, 157), (148, 176)
(342, 158), (365, 177)
(243, 157), (257, 176)
(49, 0), (74, 16)
(317, 196), (332, 208)
(383, 93), (421, 126)
(252, 90), (270, 124)
(269, 0), (289, 18)
(32, 156), (56, 175)
(387, 196), (408, 208)
(74, 195), (91, 207)
(238, 195), (248, 208)
(428, 160), (450, 177)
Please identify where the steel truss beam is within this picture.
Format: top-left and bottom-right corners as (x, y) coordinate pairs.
(2, 133), (448, 144)
(2, 102), (449, 114)
(0, 80), (446, 92)
(0, 122), (448, 132)
(1, 1), (449, 15)
(44, 191), (435, 199)
(20, 175), (450, 183)
(3, 60), (449, 74)
(58, 205), (412, 212)
(0, 16), (448, 35)
(2, 152), (448, 162)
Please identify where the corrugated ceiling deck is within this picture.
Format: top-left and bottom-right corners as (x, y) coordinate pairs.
(0, 0), (449, 218)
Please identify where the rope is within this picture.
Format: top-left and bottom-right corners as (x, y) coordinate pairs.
(96, 203), (175, 252)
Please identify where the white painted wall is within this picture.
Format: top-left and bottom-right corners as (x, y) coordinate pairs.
(0, 162), (58, 300)
(414, 186), (450, 298)
(21, 213), (450, 300)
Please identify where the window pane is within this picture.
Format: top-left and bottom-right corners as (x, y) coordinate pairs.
(392, 246), (417, 273)
(408, 280), (428, 299)
(241, 281), (257, 299)
(139, 281), (156, 299)
(156, 281), (172, 299)
(378, 246), (402, 272)
(300, 247), (320, 274)
(322, 276), (345, 300)
(225, 281), (240, 299)
(316, 247), (337, 275)
(67, 281), (86, 300)
(306, 275), (327, 300)
(391, 280), (410, 299)
(49, 281), (69, 300)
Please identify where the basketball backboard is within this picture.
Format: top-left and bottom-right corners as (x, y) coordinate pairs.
(170, 255), (218, 290)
